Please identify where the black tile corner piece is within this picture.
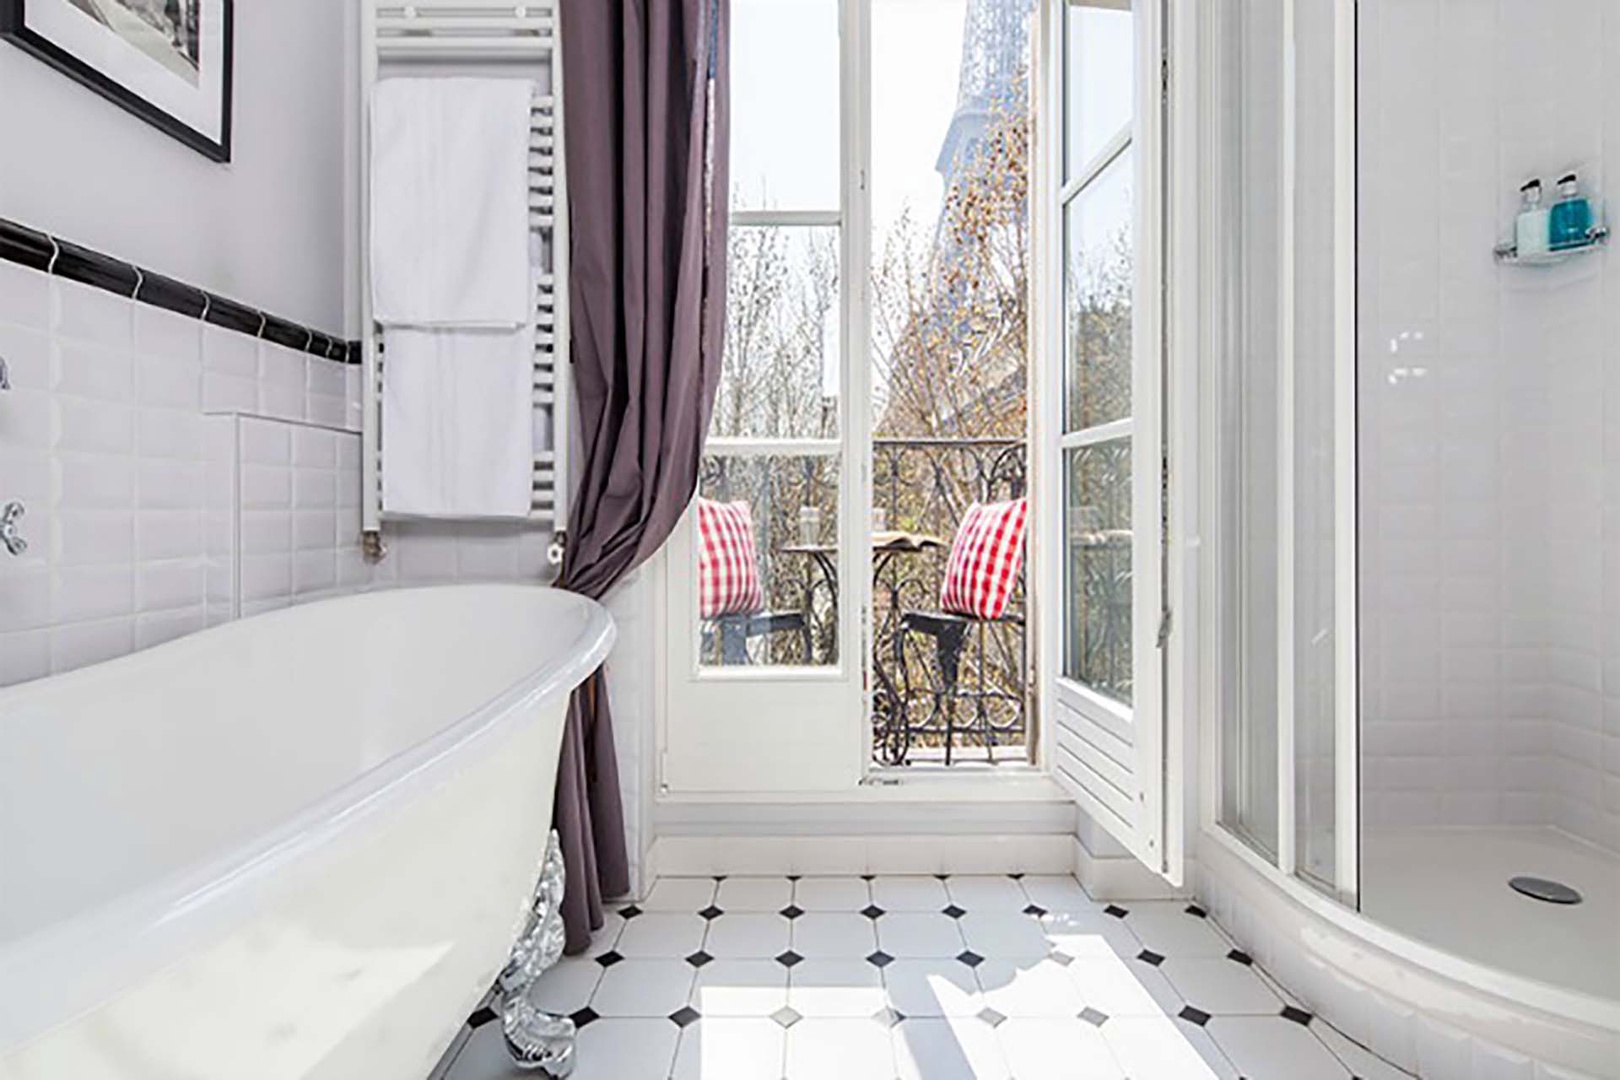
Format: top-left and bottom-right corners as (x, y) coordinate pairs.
(134, 270), (208, 319)
(1178, 1005), (1212, 1027)
(865, 950), (894, 969)
(774, 950), (804, 969)
(465, 1005), (499, 1030)
(202, 290), (263, 335)
(941, 904), (966, 920)
(0, 218), (53, 272)
(1227, 949), (1253, 966)
(861, 904), (886, 920)
(1281, 1004), (1314, 1027)
(698, 905), (724, 921)
(1185, 903), (1208, 919)
(617, 905), (643, 920)
(1079, 1006), (1109, 1027)
(54, 238), (138, 297)
(955, 950), (984, 969)
(1103, 904), (1129, 919)
(1022, 903), (1047, 917)
(595, 950), (624, 969)
(1135, 949), (1165, 967)
(779, 904), (805, 920)
(668, 1005), (701, 1029)
(685, 950), (714, 969)
(569, 1006), (600, 1029)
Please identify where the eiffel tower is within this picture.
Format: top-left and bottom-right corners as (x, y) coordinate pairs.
(935, 0), (1033, 189)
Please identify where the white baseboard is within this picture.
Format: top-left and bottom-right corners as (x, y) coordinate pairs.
(647, 833), (1076, 878)
(1070, 835), (1192, 901)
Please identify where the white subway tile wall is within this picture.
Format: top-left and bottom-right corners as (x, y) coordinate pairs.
(1359, 0), (1620, 854)
(0, 260), (557, 688)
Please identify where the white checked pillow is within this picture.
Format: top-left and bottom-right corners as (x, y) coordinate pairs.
(939, 498), (1028, 620)
(697, 497), (765, 619)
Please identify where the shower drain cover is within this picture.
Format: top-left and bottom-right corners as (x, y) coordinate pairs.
(1508, 876), (1583, 905)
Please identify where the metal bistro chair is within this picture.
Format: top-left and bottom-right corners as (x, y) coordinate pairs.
(696, 497), (807, 665)
(898, 498), (1029, 764)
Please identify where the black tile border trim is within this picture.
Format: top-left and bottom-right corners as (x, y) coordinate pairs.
(0, 215), (360, 363)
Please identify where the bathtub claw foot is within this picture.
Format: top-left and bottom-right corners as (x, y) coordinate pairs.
(496, 830), (575, 1075)
(501, 997), (576, 1076)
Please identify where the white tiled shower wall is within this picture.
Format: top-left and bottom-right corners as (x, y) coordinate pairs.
(0, 258), (556, 689)
(1359, 0), (1620, 853)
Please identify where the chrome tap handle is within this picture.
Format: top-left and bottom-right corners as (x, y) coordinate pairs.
(0, 355), (11, 391)
(2, 502), (27, 557)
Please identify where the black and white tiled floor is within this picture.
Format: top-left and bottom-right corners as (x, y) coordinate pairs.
(435, 874), (1413, 1079)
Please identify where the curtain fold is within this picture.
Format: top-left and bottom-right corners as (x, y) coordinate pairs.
(554, 0), (730, 955)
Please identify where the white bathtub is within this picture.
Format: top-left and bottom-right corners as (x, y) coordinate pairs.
(0, 585), (614, 1080)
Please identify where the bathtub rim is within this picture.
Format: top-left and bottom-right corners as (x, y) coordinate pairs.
(0, 584), (614, 1053)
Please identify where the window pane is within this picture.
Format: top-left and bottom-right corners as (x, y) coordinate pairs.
(697, 454), (840, 668)
(732, 0), (841, 211)
(1063, 150), (1134, 432)
(714, 225), (841, 440)
(1064, 1), (1134, 180)
(1063, 438), (1131, 702)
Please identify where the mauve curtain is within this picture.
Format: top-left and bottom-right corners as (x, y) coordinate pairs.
(554, 0), (730, 953)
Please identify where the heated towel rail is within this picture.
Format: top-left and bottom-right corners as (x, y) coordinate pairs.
(358, 1), (570, 561)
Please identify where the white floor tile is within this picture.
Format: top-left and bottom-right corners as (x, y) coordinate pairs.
(716, 876), (795, 912)
(996, 1018), (1124, 1080)
(590, 959), (696, 1018)
(1101, 1016), (1236, 1080)
(788, 958), (887, 1018)
(671, 1018), (786, 1080)
(943, 875), (1026, 910)
(690, 959), (790, 1019)
(1120, 903), (1232, 958)
(882, 959), (983, 1018)
(644, 877), (719, 913)
(1158, 957), (1284, 1015)
(1039, 910), (1142, 961)
(871, 876), (950, 912)
(1019, 874), (1095, 912)
(572, 1018), (683, 1080)
(706, 913), (792, 959)
(792, 912), (878, 958)
(527, 955), (603, 1015)
(1206, 1016), (1353, 1080)
(977, 958), (1086, 1019)
(893, 1018), (1010, 1080)
(1065, 955), (1184, 1018)
(617, 913), (709, 959)
(875, 913), (963, 958)
(1311, 1021), (1417, 1079)
(784, 1018), (896, 1080)
(794, 876), (870, 911)
(958, 912), (1051, 958)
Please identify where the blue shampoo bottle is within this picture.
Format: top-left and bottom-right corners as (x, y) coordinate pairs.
(1549, 172), (1593, 249)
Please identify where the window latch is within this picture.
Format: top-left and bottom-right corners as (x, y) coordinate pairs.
(1156, 608), (1173, 649)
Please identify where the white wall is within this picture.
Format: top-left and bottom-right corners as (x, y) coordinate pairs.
(0, 0), (348, 333)
(1359, 0), (1620, 854)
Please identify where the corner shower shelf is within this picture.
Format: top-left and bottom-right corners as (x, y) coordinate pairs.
(1494, 226), (1610, 265)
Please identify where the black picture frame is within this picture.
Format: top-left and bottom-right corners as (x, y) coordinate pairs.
(0, 0), (234, 162)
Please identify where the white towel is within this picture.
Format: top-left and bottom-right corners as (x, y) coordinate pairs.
(370, 77), (533, 327)
(382, 325), (534, 521)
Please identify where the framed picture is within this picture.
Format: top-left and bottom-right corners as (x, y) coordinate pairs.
(1, 0), (233, 161)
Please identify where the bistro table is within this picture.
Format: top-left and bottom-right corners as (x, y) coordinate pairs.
(780, 531), (946, 758)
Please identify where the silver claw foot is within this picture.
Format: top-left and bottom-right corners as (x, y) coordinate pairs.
(497, 831), (576, 1075)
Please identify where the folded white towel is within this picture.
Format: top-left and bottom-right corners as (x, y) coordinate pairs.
(382, 325), (534, 521)
(370, 77), (534, 328)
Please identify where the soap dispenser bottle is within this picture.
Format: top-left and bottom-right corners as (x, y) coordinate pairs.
(1516, 178), (1550, 257)
(1549, 171), (1593, 249)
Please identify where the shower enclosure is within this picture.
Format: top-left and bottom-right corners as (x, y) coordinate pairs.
(1198, 0), (1618, 1071)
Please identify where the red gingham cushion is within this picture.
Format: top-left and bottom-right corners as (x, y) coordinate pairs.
(697, 497), (765, 619)
(939, 498), (1028, 620)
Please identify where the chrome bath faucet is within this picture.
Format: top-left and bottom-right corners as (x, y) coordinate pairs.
(1, 502), (27, 557)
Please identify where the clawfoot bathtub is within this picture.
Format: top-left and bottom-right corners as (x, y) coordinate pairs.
(0, 585), (613, 1080)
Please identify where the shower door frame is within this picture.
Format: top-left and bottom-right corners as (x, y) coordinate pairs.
(1193, 0), (1361, 907)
